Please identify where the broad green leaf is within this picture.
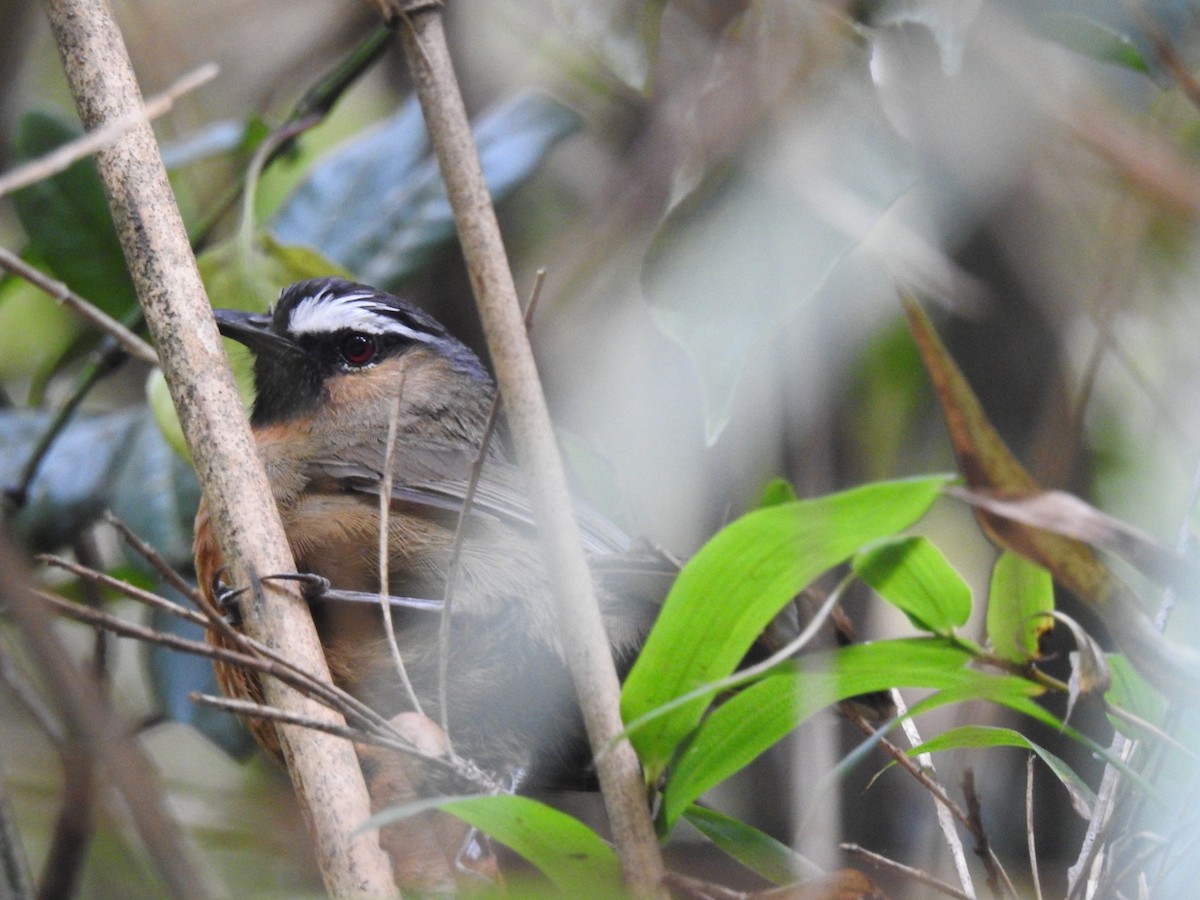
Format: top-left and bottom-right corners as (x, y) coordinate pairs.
(621, 475), (949, 783)
(364, 794), (620, 896)
(683, 805), (823, 886)
(12, 112), (138, 320)
(659, 638), (975, 829)
(908, 724), (1095, 819)
(987, 551), (1053, 662)
(853, 536), (971, 635)
(271, 93), (578, 290)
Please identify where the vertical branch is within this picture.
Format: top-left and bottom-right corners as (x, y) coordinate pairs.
(389, 5), (668, 896)
(38, 0), (397, 895)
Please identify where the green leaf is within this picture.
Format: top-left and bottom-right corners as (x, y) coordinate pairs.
(683, 805), (823, 886)
(987, 551), (1054, 663)
(757, 477), (798, 508)
(1032, 13), (1150, 74)
(659, 638), (975, 830)
(271, 93), (578, 290)
(853, 536), (971, 635)
(908, 724), (1095, 819)
(363, 794), (620, 896)
(0, 269), (82, 381)
(12, 112), (138, 320)
(1105, 653), (1168, 741)
(621, 475), (949, 783)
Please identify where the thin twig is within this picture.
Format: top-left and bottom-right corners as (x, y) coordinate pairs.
(1, 540), (208, 900)
(37, 554), (209, 629)
(841, 843), (974, 900)
(37, 584), (499, 792)
(0, 247), (157, 366)
(889, 692), (977, 898)
(661, 870), (746, 900)
(377, 380), (424, 715)
(189, 692), (491, 789)
(437, 269), (544, 740)
(0, 63), (217, 201)
(1026, 755), (1044, 900)
(962, 767), (1004, 898)
(105, 512), (201, 604)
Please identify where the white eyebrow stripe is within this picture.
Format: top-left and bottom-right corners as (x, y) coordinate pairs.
(288, 293), (435, 341)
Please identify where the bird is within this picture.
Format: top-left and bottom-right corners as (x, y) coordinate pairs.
(192, 276), (671, 790)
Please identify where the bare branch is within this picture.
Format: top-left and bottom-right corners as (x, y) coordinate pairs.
(105, 512), (202, 604)
(0, 62), (216, 201)
(1026, 755), (1044, 900)
(392, 9), (667, 892)
(0, 247), (157, 366)
(841, 843), (974, 900)
(40, 0), (396, 892)
(962, 767), (1015, 899)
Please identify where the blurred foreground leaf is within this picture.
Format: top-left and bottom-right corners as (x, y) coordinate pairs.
(553, 0), (666, 92)
(644, 76), (914, 443)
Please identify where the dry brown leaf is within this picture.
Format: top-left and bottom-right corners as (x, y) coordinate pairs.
(903, 296), (1200, 700)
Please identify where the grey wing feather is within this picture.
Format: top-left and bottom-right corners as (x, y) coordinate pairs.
(309, 448), (634, 556)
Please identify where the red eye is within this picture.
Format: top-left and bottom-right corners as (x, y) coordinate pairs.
(340, 333), (377, 367)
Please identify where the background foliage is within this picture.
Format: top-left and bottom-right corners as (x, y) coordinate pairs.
(2, 0), (1200, 896)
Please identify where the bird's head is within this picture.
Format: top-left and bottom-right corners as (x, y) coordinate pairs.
(213, 277), (492, 431)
